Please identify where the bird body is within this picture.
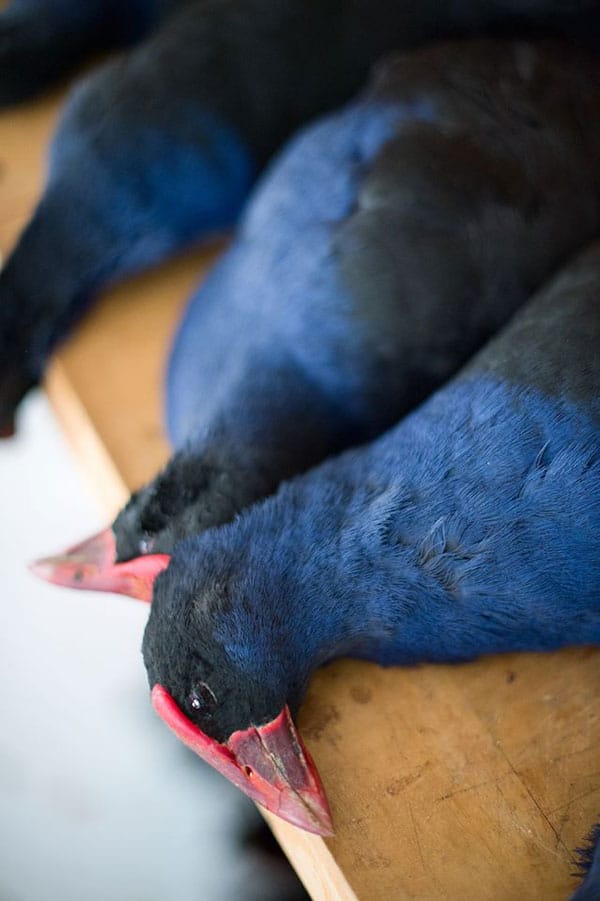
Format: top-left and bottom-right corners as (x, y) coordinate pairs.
(141, 239), (600, 846)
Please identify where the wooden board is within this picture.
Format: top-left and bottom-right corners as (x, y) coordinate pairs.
(1, 78), (598, 901)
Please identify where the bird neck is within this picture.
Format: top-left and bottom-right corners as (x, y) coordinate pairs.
(163, 355), (362, 541)
(214, 374), (599, 698)
(199, 364), (360, 483)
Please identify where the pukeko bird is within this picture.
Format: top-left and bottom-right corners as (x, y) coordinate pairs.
(1, 0), (599, 433)
(135, 232), (599, 884)
(32, 37), (600, 602)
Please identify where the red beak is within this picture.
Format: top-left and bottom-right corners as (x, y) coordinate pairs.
(29, 528), (170, 602)
(151, 684), (333, 836)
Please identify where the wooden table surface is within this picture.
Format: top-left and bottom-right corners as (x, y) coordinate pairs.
(1, 83), (599, 901)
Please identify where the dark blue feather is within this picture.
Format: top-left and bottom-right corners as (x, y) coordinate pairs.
(572, 824), (600, 900)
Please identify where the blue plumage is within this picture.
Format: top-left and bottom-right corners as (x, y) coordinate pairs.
(165, 99), (409, 443)
(49, 102), (255, 253)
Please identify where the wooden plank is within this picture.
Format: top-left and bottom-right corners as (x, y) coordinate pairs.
(1, 73), (598, 901)
(0, 91), (60, 254)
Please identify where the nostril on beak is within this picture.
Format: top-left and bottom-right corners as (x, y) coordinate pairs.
(242, 765), (254, 779)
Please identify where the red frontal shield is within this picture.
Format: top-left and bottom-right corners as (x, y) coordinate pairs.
(30, 528), (170, 601)
(151, 684), (333, 835)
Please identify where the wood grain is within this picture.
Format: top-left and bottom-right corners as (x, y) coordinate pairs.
(1, 74), (598, 901)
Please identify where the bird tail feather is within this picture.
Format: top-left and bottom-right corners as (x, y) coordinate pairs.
(570, 822), (600, 900)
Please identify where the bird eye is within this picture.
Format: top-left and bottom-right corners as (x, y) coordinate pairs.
(188, 681), (217, 716)
(139, 535), (155, 554)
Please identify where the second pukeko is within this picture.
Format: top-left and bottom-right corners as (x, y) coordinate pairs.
(33, 37), (600, 601)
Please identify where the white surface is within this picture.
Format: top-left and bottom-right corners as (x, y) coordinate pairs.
(0, 392), (278, 901)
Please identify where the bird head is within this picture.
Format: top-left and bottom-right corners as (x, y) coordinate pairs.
(32, 521), (333, 835)
(141, 532), (333, 836)
(31, 478), (335, 835)
(29, 453), (248, 597)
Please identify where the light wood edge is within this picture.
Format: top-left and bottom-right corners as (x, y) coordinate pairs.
(263, 812), (359, 901)
(44, 359), (130, 518)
